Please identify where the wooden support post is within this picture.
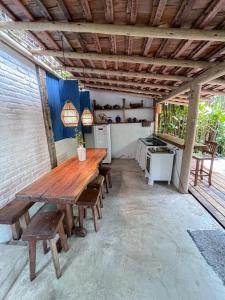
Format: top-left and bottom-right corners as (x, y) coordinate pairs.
(36, 67), (57, 169)
(179, 84), (201, 193)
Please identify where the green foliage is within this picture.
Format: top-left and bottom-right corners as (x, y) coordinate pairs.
(74, 128), (84, 146)
(159, 96), (225, 156)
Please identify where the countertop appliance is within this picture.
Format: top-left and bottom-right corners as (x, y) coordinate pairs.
(136, 137), (168, 170)
(93, 124), (111, 163)
(145, 147), (175, 185)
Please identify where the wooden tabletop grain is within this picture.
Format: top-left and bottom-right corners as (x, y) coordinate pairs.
(16, 148), (107, 204)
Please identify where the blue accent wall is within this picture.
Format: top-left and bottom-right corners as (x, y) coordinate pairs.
(46, 73), (81, 141)
(80, 90), (92, 134)
(46, 73), (63, 141)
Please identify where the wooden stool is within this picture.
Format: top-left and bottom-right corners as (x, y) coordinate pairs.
(88, 175), (105, 207)
(0, 199), (33, 240)
(22, 211), (69, 281)
(99, 166), (112, 193)
(192, 141), (218, 186)
(76, 188), (102, 232)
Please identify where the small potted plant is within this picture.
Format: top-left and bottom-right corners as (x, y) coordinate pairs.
(74, 128), (86, 161)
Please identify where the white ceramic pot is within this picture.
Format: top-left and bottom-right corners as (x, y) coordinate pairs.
(77, 145), (86, 161)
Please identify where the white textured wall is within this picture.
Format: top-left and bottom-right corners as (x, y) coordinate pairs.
(0, 42), (51, 241)
(55, 138), (78, 164)
(85, 89), (154, 158)
(89, 89), (154, 122)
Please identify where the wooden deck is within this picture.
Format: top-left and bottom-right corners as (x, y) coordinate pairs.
(189, 166), (225, 228)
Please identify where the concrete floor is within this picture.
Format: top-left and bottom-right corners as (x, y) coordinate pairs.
(4, 159), (225, 300)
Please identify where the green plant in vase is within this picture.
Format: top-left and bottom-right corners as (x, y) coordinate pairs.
(74, 128), (86, 161)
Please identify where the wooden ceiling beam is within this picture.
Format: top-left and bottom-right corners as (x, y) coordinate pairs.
(2, 21), (225, 42)
(32, 50), (214, 69)
(84, 83), (162, 97)
(71, 76), (225, 96)
(76, 76), (174, 91)
(61, 66), (191, 82)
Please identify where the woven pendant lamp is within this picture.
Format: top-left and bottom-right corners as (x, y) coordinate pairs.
(61, 100), (79, 127)
(81, 107), (93, 126)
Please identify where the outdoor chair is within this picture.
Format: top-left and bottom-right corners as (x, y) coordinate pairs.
(191, 141), (218, 186)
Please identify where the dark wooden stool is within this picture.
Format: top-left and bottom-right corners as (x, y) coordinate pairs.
(76, 188), (102, 232)
(0, 199), (33, 240)
(22, 211), (69, 281)
(99, 166), (112, 193)
(88, 175), (105, 207)
(192, 141), (218, 186)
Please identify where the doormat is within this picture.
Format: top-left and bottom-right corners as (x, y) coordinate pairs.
(188, 229), (225, 285)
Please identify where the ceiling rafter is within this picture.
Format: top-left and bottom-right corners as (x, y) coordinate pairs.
(31, 50), (215, 69)
(55, 0), (72, 21)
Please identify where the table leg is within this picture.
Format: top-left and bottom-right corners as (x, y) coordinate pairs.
(57, 203), (87, 238)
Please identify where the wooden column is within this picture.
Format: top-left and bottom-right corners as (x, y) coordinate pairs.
(179, 84), (201, 193)
(154, 103), (161, 134)
(36, 67), (57, 169)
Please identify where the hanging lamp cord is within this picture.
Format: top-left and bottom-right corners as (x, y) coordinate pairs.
(61, 34), (67, 80)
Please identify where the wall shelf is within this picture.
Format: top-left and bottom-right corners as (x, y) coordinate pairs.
(94, 107), (153, 112)
(93, 99), (154, 124)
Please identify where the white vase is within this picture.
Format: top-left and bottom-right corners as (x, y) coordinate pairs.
(77, 145), (86, 161)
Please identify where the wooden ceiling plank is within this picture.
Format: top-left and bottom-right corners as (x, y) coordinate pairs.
(55, 0), (72, 21)
(160, 61), (225, 102)
(142, 0), (167, 57)
(11, 0), (34, 20)
(194, 0), (225, 29)
(80, 0), (105, 71)
(0, 0), (46, 49)
(80, 0), (92, 21)
(171, 0), (225, 74)
(104, 0), (114, 23)
(34, 0), (53, 20)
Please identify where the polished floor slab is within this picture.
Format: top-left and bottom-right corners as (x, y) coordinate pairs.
(4, 159), (225, 300)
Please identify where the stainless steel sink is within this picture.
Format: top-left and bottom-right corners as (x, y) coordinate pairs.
(148, 147), (172, 153)
(141, 137), (167, 147)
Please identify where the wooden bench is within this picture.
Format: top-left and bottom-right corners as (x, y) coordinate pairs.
(22, 211), (69, 281)
(0, 199), (34, 239)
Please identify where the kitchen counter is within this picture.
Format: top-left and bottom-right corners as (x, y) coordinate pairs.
(156, 133), (206, 150)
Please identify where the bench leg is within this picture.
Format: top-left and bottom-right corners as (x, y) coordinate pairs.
(57, 204), (74, 237)
(11, 221), (22, 240)
(58, 220), (69, 252)
(28, 240), (36, 281)
(105, 177), (109, 193)
(49, 239), (62, 279)
(92, 206), (98, 232)
(43, 240), (49, 254)
(108, 173), (112, 188)
(96, 201), (102, 219)
(78, 206), (84, 228)
(19, 211), (30, 232)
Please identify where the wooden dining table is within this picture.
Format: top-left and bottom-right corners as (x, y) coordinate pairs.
(15, 148), (107, 237)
